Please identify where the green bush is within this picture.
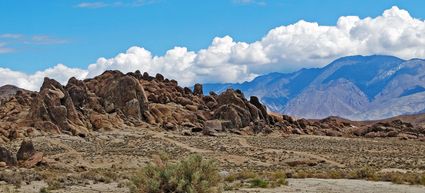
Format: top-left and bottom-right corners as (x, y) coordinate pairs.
(132, 154), (221, 193)
(249, 178), (269, 188)
(39, 187), (50, 193)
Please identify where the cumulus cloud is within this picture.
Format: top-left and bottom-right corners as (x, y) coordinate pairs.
(1, 6), (425, 91)
(0, 64), (88, 91)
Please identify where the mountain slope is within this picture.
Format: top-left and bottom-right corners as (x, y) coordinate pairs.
(203, 55), (425, 120)
(0, 85), (28, 104)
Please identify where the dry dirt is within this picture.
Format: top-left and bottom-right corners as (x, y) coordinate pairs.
(1, 126), (425, 192)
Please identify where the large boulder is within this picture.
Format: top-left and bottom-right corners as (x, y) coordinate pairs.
(214, 104), (252, 128)
(216, 89), (247, 109)
(212, 89), (269, 129)
(250, 96), (268, 121)
(28, 77), (88, 136)
(90, 71), (148, 120)
(0, 146), (16, 165)
(193, 83), (203, 96)
(17, 139), (36, 161)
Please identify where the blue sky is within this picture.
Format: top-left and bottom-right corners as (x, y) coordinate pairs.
(1, 0), (424, 73)
(1, 0), (425, 90)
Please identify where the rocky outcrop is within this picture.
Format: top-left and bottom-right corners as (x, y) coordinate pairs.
(0, 70), (424, 142)
(0, 70), (273, 139)
(28, 77), (88, 136)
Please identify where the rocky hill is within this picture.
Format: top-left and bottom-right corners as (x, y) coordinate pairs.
(0, 70), (424, 144)
(204, 55), (425, 120)
(0, 85), (29, 104)
(0, 70), (271, 142)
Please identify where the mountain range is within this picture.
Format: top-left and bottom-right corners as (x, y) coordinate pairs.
(203, 55), (425, 120)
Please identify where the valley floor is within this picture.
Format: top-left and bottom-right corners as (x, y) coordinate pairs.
(1, 127), (425, 192)
(2, 178), (425, 193)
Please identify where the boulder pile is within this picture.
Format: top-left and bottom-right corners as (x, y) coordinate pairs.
(0, 70), (272, 141)
(0, 139), (43, 167)
(0, 70), (424, 142)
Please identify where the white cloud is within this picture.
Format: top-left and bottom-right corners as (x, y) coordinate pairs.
(233, 0), (266, 6)
(29, 35), (68, 45)
(1, 6), (425, 91)
(0, 43), (13, 54)
(0, 64), (88, 91)
(76, 2), (109, 8)
(76, 0), (158, 8)
(0, 34), (22, 39)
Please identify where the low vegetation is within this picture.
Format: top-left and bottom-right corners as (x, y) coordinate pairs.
(292, 168), (425, 185)
(130, 154), (222, 193)
(223, 170), (288, 190)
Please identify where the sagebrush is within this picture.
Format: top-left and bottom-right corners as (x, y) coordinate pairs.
(132, 154), (221, 193)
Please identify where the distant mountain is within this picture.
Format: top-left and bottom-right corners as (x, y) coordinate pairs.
(203, 55), (425, 120)
(0, 85), (26, 102)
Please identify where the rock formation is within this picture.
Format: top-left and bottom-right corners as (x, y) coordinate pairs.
(0, 70), (424, 142)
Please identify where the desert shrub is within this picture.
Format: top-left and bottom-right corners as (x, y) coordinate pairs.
(293, 169), (309, 178)
(235, 170), (257, 180)
(224, 170), (287, 189)
(39, 187), (50, 193)
(379, 171), (425, 185)
(419, 174), (425, 185)
(249, 178), (269, 188)
(223, 174), (236, 182)
(269, 171), (288, 187)
(132, 154), (221, 193)
(224, 169), (257, 183)
(352, 167), (378, 181)
(80, 168), (119, 183)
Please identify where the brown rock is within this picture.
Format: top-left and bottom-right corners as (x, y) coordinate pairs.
(28, 77), (86, 136)
(185, 105), (198, 112)
(204, 120), (223, 134)
(96, 75), (148, 120)
(23, 152), (43, 168)
(193, 83), (203, 96)
(177, 97), (193, 106)
(34, 121), (61, 134)
(183, 87), (192, 95)
(0, 146), (17, 165)
(164, 122), (176, 130)
(214, 104), (251, 128)
(155, 73), (165, 81)
(216, 89), (247, 109)
(249, 96), (268, 120)
(17, 139), (36, 161)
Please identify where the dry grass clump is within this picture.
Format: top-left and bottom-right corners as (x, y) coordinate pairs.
(80, 168), (120, 183)
(130, 154), (221, 193)
(223, 170), (288, 190)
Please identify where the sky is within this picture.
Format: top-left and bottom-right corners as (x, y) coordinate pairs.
(1, 0), (425, 90)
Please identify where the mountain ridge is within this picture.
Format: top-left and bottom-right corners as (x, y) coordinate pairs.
(203, 55), (425, 120)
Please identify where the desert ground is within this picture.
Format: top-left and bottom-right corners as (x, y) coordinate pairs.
(1, 125), (425, 192)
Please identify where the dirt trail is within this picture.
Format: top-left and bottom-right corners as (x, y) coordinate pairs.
(147, 131), (273, 166)
(236, 136), (345, 168)
(147, 130), (213, 153)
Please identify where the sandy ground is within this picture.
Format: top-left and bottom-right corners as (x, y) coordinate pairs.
(226, 178), (425, 193)
(1, 128), (425, 192)
(2, 178), (425, 193)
